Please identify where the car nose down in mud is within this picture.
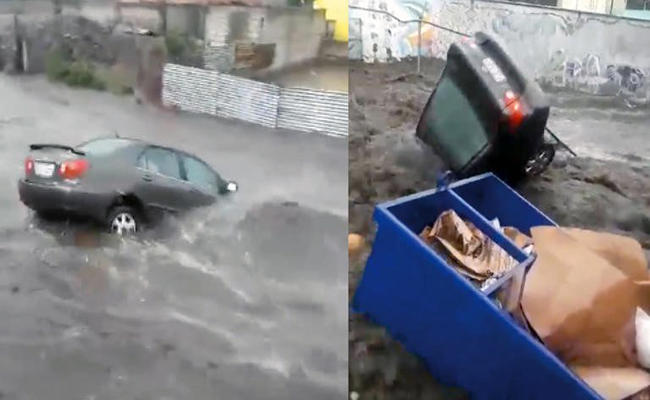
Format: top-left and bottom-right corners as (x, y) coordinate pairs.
(416, 32), (575, 184)
(18, 137), (238, 235)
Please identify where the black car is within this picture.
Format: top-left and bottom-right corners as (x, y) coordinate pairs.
(18, 137), (238, 235)
(416, 32), (555, 183)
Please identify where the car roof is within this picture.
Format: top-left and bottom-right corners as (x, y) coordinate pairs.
(79, 136), (206, 162)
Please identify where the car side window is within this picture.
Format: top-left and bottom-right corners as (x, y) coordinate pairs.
(182, 155), (219, 194)
(138, 147), (182, 180)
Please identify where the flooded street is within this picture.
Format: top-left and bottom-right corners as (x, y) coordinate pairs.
(548, 93), (650, 162)
(0, 75), (347, 399)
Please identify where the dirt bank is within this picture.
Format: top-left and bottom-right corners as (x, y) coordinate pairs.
(349, 58), (650, 399)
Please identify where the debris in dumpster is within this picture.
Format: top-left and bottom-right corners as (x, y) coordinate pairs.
(520, 226), (650, 399)
(572, 367), (650, 400)
(503, 226), (534, 252)
(419, 210), (527, 292)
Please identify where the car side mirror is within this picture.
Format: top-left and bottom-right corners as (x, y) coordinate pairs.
(226, 181), (238, 193)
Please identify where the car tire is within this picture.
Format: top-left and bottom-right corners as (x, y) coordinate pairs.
(106, 205), (142, 236)
(525, 144), (556, 178)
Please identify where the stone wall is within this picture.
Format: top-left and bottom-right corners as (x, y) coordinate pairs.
(203, 6), (326, 71)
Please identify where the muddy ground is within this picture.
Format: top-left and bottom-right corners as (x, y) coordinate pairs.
(349, 58), (650, 399)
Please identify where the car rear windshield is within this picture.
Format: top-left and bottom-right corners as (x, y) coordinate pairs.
(420, 75), (489, 170)
(76, 138), (134, 156)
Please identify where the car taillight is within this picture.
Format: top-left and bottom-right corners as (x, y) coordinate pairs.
(59, 159), (88, 180)
(24, 157), (34, 175)
(503, 90), (524, 132)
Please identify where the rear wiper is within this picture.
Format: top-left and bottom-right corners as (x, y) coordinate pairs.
(29, 144), (86, 156)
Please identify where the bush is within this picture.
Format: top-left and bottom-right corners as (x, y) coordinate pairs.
(44, 49), (106, 91)
(164, 30), (186, 59)
(45, 49), (70, 81)
(164, 30), (200, 64)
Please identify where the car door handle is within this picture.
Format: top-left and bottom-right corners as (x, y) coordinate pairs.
(142, 174), (153, 182)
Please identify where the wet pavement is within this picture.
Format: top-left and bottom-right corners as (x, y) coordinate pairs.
(349, 59), (650, 399)
(0, 74), (347, 399)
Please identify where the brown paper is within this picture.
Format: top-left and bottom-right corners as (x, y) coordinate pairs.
(522, 226), (650, 399)
(420, 210), (517, 282)
(503, 227), (533, 249)
(564, 228), (649, 282)
(522, 226), (640, 367)
(572, 367), (650, 400)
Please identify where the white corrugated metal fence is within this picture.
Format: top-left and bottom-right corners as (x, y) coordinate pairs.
(216, 74), (280, 128)
(162, 63), (348, 137)
(277, 87), (347, 137)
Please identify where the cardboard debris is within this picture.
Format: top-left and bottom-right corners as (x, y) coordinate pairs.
(418, 210), (650, 398)
(419, 210), (519, 286)
(348, 233), (366, 260)
(504, 226), (534, 250)
(572, 367), (650, 400)
(522, 226), (650, 399)
(637, 308), (650, 370)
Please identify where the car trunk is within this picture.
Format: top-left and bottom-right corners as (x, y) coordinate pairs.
(25, 145), (89, 185)
(416, 32), (550, 181)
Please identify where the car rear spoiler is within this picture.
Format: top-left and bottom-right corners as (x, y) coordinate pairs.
(29, 144), (86, 156)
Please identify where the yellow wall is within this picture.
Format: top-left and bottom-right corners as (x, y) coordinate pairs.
(314, 0), (348, 42)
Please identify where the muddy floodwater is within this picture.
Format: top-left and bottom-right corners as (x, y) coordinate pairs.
(0, 74), (347, 399)
(349, 59), (650, 399)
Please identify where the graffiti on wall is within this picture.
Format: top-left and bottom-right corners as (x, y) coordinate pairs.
(349, 17), (363, 59)
(540, 49), (649, 100)
(350, 0), (650, 105)
(349, 0), (445, 62)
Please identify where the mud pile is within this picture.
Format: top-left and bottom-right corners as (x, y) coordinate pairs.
(349, 59), (650, 399)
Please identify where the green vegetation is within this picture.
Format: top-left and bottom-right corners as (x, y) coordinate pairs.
(164, 30), (185, 60)
(287, 0), (313, 6)
(45, 48), (106, 91)
(164, 29), (200, 64)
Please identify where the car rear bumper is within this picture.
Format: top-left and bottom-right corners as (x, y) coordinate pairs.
(18, 179), (111, 222)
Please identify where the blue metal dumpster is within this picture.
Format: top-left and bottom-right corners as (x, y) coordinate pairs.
(352, 173), (602, 400)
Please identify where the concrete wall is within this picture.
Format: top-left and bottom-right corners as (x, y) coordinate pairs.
(203, 6), (326, 71)
(119, 6), (163, 31)
(314, 0), (348, 41)
(349, 0), (650, 100)
(167, 4), (204, 38)
(259, 7), (326, 70)
(204, 6), (265, 45)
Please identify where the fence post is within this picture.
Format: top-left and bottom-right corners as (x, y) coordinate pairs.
(417, 20), (422, 75)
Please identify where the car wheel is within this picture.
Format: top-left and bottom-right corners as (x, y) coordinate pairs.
(524, 144), (556, 177)
(106, 206), (141, 236)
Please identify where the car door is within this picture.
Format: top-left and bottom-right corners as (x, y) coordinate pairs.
(179, 153), (220, 208)
(134, 146), (192, 214)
